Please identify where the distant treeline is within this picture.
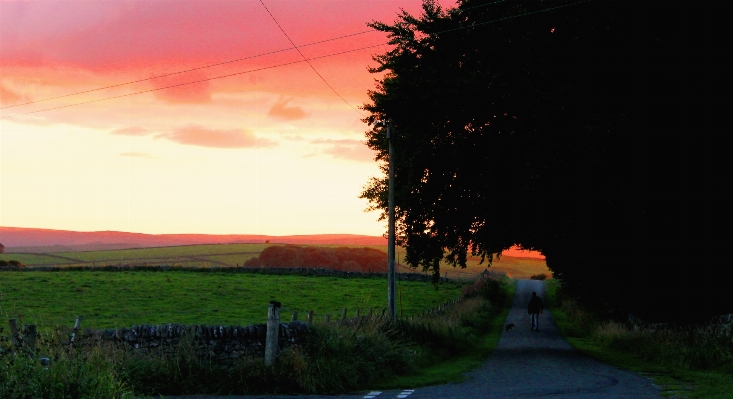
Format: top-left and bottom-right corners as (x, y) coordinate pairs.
(0, 260), (24, 267)
(244, 245), (387, 273)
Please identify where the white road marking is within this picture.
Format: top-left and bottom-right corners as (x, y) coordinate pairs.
(363, 391), (382, 398)
(396, 389), (415, 398)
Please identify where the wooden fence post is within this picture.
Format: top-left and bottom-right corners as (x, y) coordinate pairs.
(324, 314), (330, 323)
(70, 316), (82, 343)
(9, 319), (22, 349)
(355, 308), (361, 318)
(265, 301), (281, 367)
(341, 308), (347, 320)
(26, 325), (36, 353)
(291, 311), (298, 322)
(307, 310), (314, 325)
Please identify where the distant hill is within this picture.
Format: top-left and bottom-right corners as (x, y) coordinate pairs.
(0, 227), (546, 262)
(0, 226), (387, 253)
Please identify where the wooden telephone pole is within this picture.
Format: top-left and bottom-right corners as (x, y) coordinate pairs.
(386, 119), (396, 321)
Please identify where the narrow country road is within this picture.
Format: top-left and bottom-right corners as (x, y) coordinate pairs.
(164, 279), (662, 399)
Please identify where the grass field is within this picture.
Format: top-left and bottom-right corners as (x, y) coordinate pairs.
(0, 243), (417, 271)
(0, 271), (465, 333)
(0, 244), (272, 268)
(0, 243), (550, 279)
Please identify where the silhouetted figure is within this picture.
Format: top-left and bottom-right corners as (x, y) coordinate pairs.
(528, 291), (544, 331)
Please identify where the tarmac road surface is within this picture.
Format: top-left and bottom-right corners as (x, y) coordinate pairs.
(164, 279), (662, 399)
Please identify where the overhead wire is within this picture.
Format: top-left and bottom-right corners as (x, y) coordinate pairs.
(0, 0), (518, 113)
(0, 30), (375, 111)
(0, 0), (590, 120)
(258, 0), (365, 117)
(0, 44), (384, 119)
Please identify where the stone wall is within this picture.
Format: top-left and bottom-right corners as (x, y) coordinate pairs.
(74, 321), (310, 365)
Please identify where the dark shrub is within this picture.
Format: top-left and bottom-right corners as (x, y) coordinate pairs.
(461, 276), (505, 306)
(244, 245), (387, 272)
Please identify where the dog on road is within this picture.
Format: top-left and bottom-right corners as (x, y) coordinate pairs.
(505, 323), (515, 332)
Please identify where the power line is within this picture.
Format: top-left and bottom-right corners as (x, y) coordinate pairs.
(258, 0), (364, 117)
(0, 0), (590, 120)
(0, 30), (375, 110)
(0, 44), (385, 120)
(0, 0), (515, 112)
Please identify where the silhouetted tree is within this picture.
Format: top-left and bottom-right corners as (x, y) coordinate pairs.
(361, 0), (732, 321)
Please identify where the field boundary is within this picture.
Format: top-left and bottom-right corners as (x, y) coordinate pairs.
(0, 265), (449, 282)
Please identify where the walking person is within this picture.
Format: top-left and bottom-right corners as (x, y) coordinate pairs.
(528, 291), (544, 331)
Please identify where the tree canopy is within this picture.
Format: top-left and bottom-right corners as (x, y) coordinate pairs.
(361, 0), (732, 321)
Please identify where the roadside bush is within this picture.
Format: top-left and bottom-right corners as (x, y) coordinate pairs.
(550, 280), (733, 370)
(278, 319), (415, 393)
(591, 321), (733, 370)
(398, 297), (493, 356)
(461, 275), (507, 306)
(0, 344), (131, 399)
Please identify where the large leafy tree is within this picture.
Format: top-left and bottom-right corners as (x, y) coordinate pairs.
(361, 0), (733, 321)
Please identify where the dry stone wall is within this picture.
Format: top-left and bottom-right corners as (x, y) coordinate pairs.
(75, 321), (310, 365)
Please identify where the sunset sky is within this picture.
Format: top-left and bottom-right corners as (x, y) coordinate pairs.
(0, 0), (429, 236)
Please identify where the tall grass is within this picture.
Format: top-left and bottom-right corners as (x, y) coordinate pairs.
(1, 275), (509, 397)
(0, 339), (132, 398)
(549, 281), (733, 371)
(590, 320), (733, 370)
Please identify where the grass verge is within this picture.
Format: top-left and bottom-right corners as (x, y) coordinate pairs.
(546, 279), (733, 399)
(369, 276), (515, 389)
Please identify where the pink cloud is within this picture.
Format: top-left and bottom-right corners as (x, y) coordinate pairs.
(268, 97), (306, 120)
(0, 84), (25, 105)
(151, 71), (211, 104)
(0, 1), (422, 100)
(111, 127), (150, 136)
(156, 125), (276, 149)
(310, 138), (374, 162)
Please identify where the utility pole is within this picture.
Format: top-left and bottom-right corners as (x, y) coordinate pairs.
(387, 118), (396, 321)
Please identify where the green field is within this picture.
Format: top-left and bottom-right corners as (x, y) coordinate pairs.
(0, 244), (272, 268)
(0, 243), (422, 271)
(0, 271), (465, 332)
(0, 244), (549, 280)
